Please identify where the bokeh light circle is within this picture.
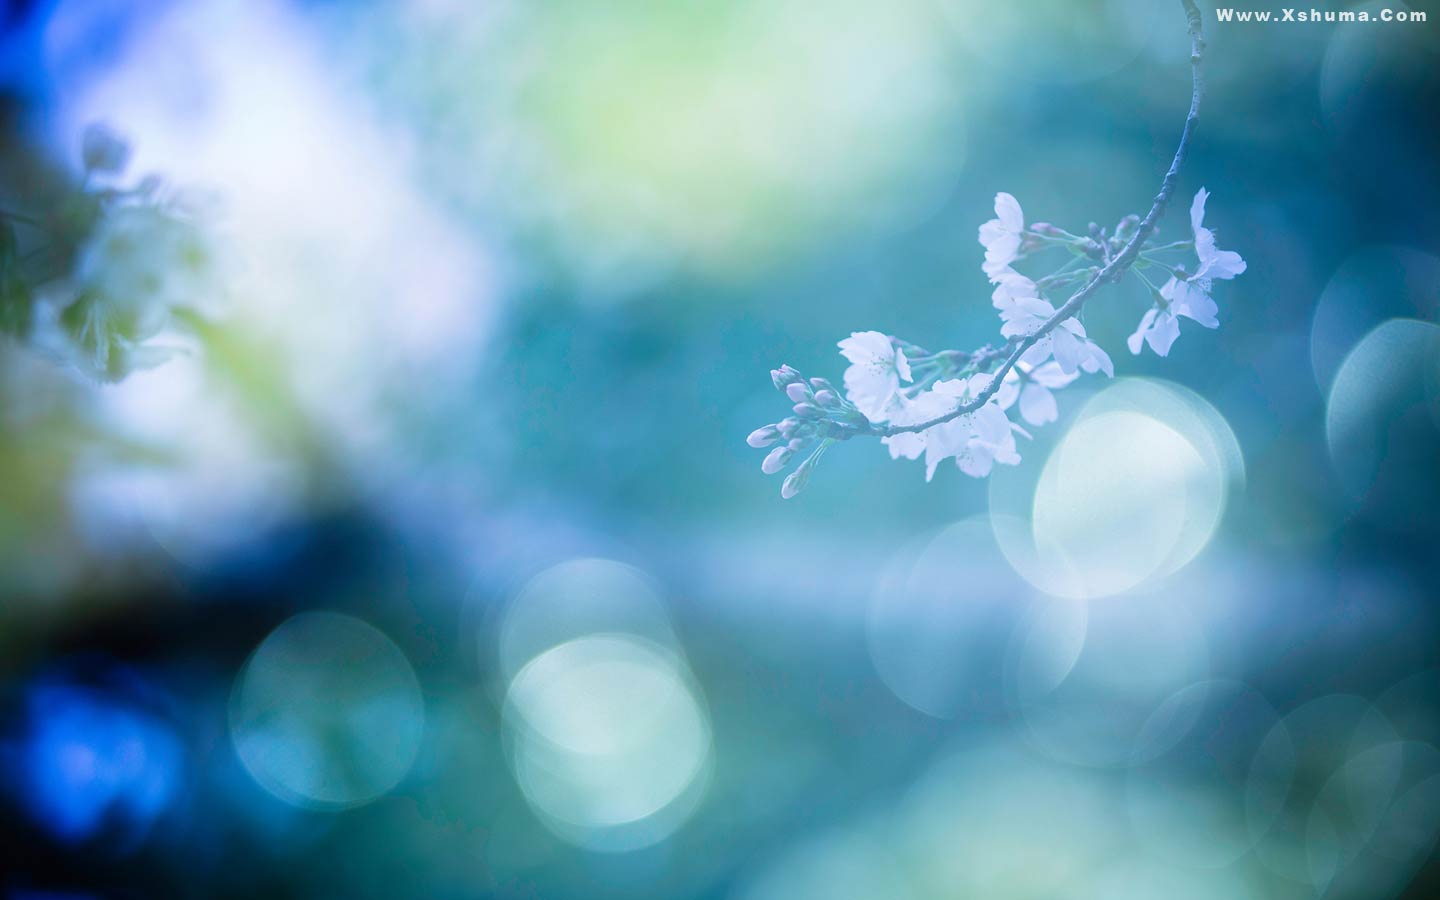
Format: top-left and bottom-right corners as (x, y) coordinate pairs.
(1314, 741), (1440, 900)
(991, 379), (1237, 599)
(1126, 680), (1283, 868)
(470, 0), (965, 280)
(1030, 412), (1208, 598)
(496, 557), (676, 683)
(1319, 3), (1438, 140)
(1007, 593), (1208, 768)
(503, 633), (712, 852)
(933, 0), (1170, 85)
(1325, 318), (1440, 501)
(1310, 246), (1440, 392)
(230, 612), (425, 810)
(1245, 694), (1400, 888)
(896, 738), (1122, 896)
(866, 517), (1034, 719)
(736, 819), (918, 900)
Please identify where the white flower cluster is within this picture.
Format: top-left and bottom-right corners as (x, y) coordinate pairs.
(59, 127), (226, 380)
(749, 188), (1246, 498)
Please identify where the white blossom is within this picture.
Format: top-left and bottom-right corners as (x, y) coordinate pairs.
(879, 387), (959, 461)
(978, 192), (1025, 281)
(875, 375), (1022, 481)
(76, 205), (220, 340)
(1125, 276), (1213, 357)
(996, 361), (1077, 426)
(991, 270), (1040, 313)
(1190, 187), (1246, 282)
(920, 377), (1021, 480)
(998, 294), (1112, 377)
(1128, 188), (1243, 357)
(838, 331), (912, 422)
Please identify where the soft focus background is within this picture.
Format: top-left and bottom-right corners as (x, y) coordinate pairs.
(1, 0), (1439, 897)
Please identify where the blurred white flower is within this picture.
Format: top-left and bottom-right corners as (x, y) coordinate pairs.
(839, 331), (912, 422)
(996, 361), (1077, 427)
(76, 205), (221, 339)
(978, 192), (1025, 281)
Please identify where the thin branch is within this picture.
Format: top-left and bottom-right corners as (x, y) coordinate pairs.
(871, 0), (1206, 438)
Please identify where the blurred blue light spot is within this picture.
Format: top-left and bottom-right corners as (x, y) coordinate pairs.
(14, 681), (182, 846)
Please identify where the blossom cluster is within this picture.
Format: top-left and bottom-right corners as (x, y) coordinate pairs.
(1, 125), (224, 382)
(749, 189), (1246, 498)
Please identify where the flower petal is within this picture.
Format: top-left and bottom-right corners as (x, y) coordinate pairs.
(1128, 307), (1158, 355)
(837, 330), (892, 365)
(1082, 340), (1114, 377)
(1145, 310), (1182, 356)
(894, 346), (913, 383)
(1019, 383), (1058, 426)
(1030, 361), (1079, 389)
(1190, 187), (1209, 238)
(1051, 325), (1081, 373)
(995, 192), (1024, 233)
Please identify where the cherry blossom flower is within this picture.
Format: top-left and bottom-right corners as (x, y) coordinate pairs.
(978, 192), (1025, 281)
(838, 331), (912, 422)
(76, 205), (220, 340)
(998, 294), (1112, 376)
(1125, 276), (1214, 357)
(1190, 187), (1246, 282)
(879, 387), (960, 461)
(995, 361), (1078, 426)
(920, 378), (1021, 480)
(991, 270), (1040, 313)
(748, 13), (1244, 500)
(873, 376), (1023, 481)
(1128, 188), (1244, 357)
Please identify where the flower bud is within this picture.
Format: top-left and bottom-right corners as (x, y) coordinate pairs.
(761, 446), (793, 475)
(793, 402), (822, 420)
(781, 462), (812, 499)
(82, 124), (130, 174)
(1114, 214), (1141, 242)
(771, 365), (803, 390)
(813, 389), (838, 407)
(809, 377), (836, 393)
(787, 437), (810, 452)
(1030, 222), (1066, 237)
(785, 382), (812, 403)
(746, 424), (780, 448)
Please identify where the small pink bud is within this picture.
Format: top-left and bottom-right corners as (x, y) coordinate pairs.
(746, 425), (779, 448)
(761, 446), (793, 475)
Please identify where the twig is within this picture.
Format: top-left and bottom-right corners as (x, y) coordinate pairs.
(870, 0), (1206, 438)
